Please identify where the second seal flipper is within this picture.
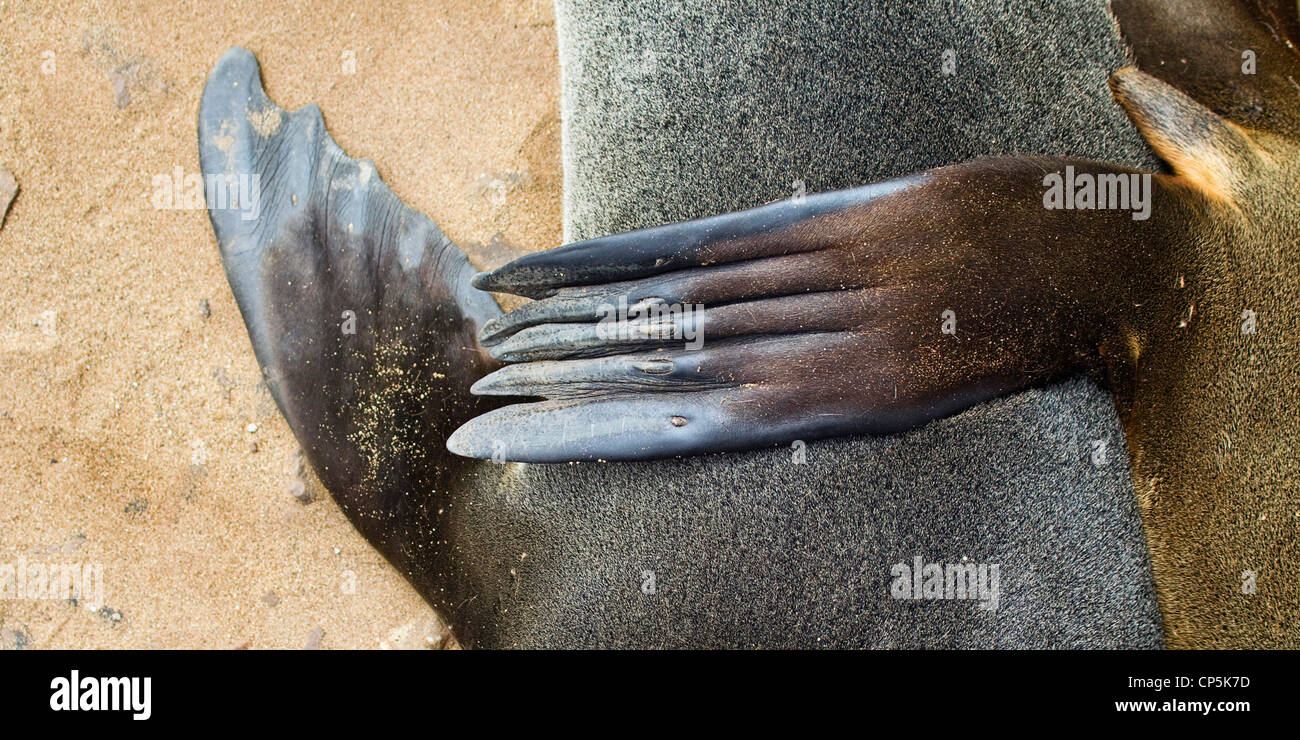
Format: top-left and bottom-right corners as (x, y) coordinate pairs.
(197, 47), (501, 563)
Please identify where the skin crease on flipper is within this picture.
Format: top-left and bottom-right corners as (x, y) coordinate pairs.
(189, 0), (1300, 645)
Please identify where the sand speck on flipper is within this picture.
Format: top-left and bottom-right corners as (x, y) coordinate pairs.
(246, 105), (282, 137)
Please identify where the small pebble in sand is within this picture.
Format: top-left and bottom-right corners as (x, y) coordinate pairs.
(261, 591), (280, 607)
(248, 440), (258, 453)
(289, 479), (311, 504)
(1, 624), (32, 650)
(124, 498), (149, 515)
(0, 163), (17, 229)
(332, 546), (341, 556)
(246, 423), (258, 433)
(111, 72), (131, 107)
(287, 448), (313, 503)
(198, 298), (211, 319)
(97, 606), (124, 626)
(304, 626), (324, 650)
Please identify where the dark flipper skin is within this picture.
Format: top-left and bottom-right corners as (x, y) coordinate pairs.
(455, 1), (1300, 647)
(450, 154), (1209, 462)
(199, 48), (503, 609)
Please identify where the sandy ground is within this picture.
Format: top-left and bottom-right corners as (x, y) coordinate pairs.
(0, 0), (560, 648)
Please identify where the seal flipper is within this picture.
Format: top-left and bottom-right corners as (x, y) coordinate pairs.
(449, 157), (1204, 462)
(199, 48), (501, 582)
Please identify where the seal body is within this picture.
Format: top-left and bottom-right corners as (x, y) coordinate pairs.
(198, 0), (1300, 647)
(462, 0), (1300, 646)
